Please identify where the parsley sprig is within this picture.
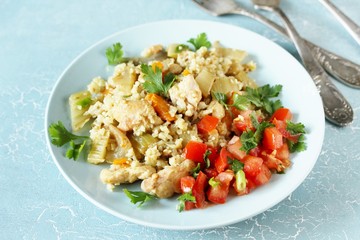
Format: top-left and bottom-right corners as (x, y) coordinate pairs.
(213, 84), (283, 115)
(141, 64), (175, 97)
(177, 192), (196, 212)
(286, 121), (307, 152)
(106, 42), (124, 65)
(123, 189), (157, 207)
(48, 121), (89, 160)
(187, 33), (211, 50)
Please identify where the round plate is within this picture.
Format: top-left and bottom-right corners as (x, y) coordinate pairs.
(45, 20), (325, 230)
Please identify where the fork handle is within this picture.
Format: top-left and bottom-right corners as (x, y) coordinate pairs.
(320, 0), (360, 46)
(273, 7), (353, 126)
(233, 8), (360, 88)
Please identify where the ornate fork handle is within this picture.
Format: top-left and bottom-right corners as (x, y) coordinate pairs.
(233, 8), (360, 88)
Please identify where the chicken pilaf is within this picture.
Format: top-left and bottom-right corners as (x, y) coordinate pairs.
(49, 33), (306, 212)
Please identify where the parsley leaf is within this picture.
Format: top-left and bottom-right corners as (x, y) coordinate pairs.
(288, 134), (307, 153)
(106, 42), (124, 65)
(177, 192), (196, 212)
(48, 121), (89, 147)
(187, 33), (211, 50)
(141, 64), (175, 97)
(240, 115), (273, 153)
(286, 121), (306, 135)
(227, 157), (244, 173)
(212, 92), (228, 110)
(231, 93), (250, 110)
(123, 189), (157, 207)
(245, 84), (283, 115)
(66, 140), (87, 160)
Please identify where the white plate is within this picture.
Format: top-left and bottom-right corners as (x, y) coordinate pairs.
(45, 20), (325, 230)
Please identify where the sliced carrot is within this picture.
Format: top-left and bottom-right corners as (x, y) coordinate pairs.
(113, 158), (130, 168)
(145, 93), (176, 122)
(182, 69), (191, 76)
(151, 61), (163, 72)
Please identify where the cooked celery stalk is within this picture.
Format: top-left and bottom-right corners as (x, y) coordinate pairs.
(195, 69), (216, 97)
(69, 90), (92, 131)
(128, 133), (157, 159)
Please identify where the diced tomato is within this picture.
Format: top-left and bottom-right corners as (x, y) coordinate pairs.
(276, 142), (290, 161)
(197, 115), (219, 134)
(253, 164), (272, 186)
(184, 141), (207, 163)
(226, 136), (246, 161)
(215, 147), (232, 173)
(262, 127), (283, 150)
(207, 170), (234, 204)
(192, 171), (208, 208)
(271, 107), (292, 121)
(180, 176), (195, 193)
(204, 168), (218, 179)
(232, 110), (254, 133)
(261, 149), (290, 172)
(243, 155), (263, 177)
(272, 118), (300, 143)
(249, 146), (261, 157)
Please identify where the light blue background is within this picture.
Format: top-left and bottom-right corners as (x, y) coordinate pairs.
(1, 0), (359, 239)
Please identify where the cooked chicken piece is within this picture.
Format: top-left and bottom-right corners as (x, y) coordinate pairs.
(100, 160), (156, 186)
(169, 75), (202, 117)
(112, 99), (163, 132)
(141, 159), (196, 198)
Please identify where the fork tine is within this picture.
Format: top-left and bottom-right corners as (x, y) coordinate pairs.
(191, 0), (235, 16)
(191, 0), (219, 16)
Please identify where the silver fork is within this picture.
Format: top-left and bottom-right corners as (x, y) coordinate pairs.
(250, 0), (352, 126)
(192, 0), (360, 88)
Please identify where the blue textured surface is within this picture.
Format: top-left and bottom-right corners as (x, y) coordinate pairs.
(1, 0), (359, 239)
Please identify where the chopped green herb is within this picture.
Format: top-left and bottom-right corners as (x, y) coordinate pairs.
(175, 44), (189, 53)
(191, 163), (201, 178)
(212, 92), (228, 110)
(203, 149), (212, 168)
(187, 33), (211, 50)
(227, 157), (244, 173)
(209, 177), (220, 187)
(141, 64), (175, 97)
(240, 115), (273, 153)
(231, 93), (250, 111)
(286, 121), (306, 135)
(288, 134), (307, 153)
(245, 84), (283, 115)
(48, 121), (89, 147)
(177, 192), (195, 212)
(106, 42), (124, 65)
(66, 140), (87, 160)
(123, 189), (157, 207)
